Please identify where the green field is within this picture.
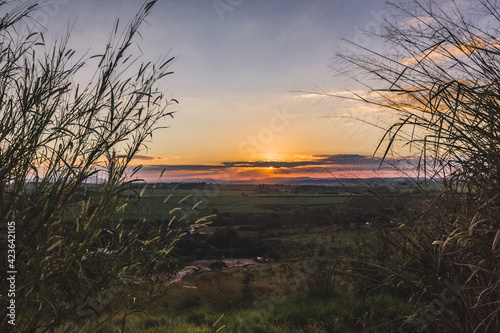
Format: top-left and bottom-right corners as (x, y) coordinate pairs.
(118, 186), (352, 220)
(69, 182), (436, 332)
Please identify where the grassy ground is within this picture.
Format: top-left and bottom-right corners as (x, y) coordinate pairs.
(70, 222), (414, 333)
(118, 187), (350, 220)
(92, 262), (410, 333)
(66, 183), (425, 332)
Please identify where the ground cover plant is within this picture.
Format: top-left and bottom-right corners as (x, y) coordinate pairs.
(55, 183), (429, 332)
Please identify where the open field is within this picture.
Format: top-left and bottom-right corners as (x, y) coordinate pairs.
(120, 262), (411, 333)
(70, 222), (412, 333)
(118, 186), (352, 220)
(114, 180), (425, 220)
(63, 181), (433, 332)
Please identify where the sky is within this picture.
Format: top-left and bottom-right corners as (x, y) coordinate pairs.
(34, 0), (414, 181)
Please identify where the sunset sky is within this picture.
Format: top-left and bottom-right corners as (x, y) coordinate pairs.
(39, 0), (414, 181)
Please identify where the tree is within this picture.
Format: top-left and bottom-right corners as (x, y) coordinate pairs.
(325, 0), (500, 331)
(0, 1), (200, 332)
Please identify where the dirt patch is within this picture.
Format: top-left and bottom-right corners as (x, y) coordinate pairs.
(168, 258), (258, 284)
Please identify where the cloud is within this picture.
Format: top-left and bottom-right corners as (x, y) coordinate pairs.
(294, 90), (369, 100)
(138, 164), (228, 172)
(400, 38), (497, 67)
(316, 154), (379, 165)
(223, 154), (384, 169)
(130, 154), (419, 181)
(223, 160), (309, 168)
(132, 155), (161, 161)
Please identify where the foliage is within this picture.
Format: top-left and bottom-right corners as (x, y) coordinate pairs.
(328, 0), (500, 331)
(0, 1), (197, 332)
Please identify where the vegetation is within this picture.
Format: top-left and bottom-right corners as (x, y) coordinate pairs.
(2, 0), (499, 332)
(0, 1), (204, 332)
(328, 0), (500, 331)
(55, 184), (420, 332)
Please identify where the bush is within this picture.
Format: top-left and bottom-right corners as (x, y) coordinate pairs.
(207, 227), (240, 249)
(209, 261), (228, 271)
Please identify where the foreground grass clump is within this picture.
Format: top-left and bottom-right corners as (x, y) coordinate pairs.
(94, 254), (414, 333)
(326, 0), (500, 331)
(0, 1), (190, 332)
(122, 291), (410, 333)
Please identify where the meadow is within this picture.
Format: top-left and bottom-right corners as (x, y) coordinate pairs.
(74, 180), (429, 332)
(117, 183), (353, 218)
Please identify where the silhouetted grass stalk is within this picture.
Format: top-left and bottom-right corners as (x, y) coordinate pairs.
(322, 0), (500, 331)
(0, 1), (202, 332)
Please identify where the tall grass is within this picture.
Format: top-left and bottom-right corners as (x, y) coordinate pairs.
(0, 1), (195, 332)
(324, 0), (500, 331)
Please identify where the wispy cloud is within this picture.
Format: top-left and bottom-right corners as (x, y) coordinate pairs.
(400, 38), (498, 67)
(132, 155), (162, 161)
(294, 90), (368, 100)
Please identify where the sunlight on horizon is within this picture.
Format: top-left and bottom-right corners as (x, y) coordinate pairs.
(37, 0), (396, 182)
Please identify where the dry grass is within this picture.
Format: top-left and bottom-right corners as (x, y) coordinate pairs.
(0, 1), (187, 332)
(328, 0), (500, 331)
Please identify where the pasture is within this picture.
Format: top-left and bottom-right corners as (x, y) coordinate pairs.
(118, 184), (353, 220)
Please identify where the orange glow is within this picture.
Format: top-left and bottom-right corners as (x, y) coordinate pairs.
(132, 154), (415, 182)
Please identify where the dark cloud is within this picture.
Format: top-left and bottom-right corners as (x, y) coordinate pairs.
(134, 154), (388, 171)
(138, 164), (228, 172)
(132, 155), (161, 161)
(134, 154), (417, 177)
(316, 154), (380, 165)
(223, 154), (382, 169)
